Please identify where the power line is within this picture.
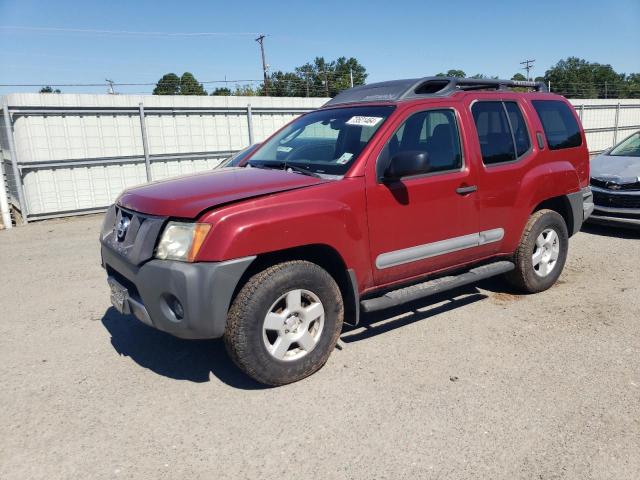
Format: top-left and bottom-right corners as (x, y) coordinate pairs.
(0, 79), (265, 87)
(0, 26), (260, 37)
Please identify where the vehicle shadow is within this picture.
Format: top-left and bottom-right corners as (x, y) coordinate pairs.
(580, 223), (640, 239)
(101, 286), (493, 388)
(341, 286), (488, 343)
(101, 307), (268, 390)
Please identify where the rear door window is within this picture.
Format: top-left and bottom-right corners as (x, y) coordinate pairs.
(471, 102), (517, 165)
(504, 102), (531, 156)
(472, 101), (532, 165)
(531, 100), (582, 150)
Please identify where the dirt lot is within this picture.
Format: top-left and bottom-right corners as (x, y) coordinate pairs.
(0, 215), (639, 480)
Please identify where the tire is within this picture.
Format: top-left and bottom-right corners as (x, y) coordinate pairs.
(224, 260), (344, 386)
(505, 209), (569, 293)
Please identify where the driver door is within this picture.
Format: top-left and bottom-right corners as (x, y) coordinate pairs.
(365, 106), (480, 287)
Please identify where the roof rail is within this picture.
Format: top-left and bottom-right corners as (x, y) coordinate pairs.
(324, 76), (548, 106)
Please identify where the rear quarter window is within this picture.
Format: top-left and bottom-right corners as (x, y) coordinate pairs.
(532, 100), (582, 150)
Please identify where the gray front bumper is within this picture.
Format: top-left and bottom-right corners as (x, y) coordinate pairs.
(102, 244), (255, 339)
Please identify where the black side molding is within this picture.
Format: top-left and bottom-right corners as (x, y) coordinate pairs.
(360, 261), (515, 313)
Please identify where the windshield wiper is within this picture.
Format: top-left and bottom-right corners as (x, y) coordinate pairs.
(283, 163), (322, 178)
(248, 161), (322, 178)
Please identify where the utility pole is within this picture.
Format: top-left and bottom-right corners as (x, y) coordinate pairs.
(520, 59), (535, 81)
(323, 68), (329, 97)
(304, 67), (310, 97)
(255, 34), (270, 95)
(350, 67), (354, 88)
(106, 79), (115, 95)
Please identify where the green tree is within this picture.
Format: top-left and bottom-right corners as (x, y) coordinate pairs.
(436, 69), (467, 78)
(544, 57), (625, 98)
(289, 56), (368, 97)
(311, 57), (334, 97)
(620, 73), (640, 98)
(153, 73), (180, 95)
(211, 87), (232, 96)
(39, 86), (61, 93)
(331, 56), (368, 93)
(234, 84), (260, 96)
(268, 71), (306, 97)
(180, 72), (207, 95)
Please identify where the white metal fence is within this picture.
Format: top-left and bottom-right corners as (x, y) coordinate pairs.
(1, 94), (639, 227)
(0, 94), (327, 225)
(569, 99), (640, 154)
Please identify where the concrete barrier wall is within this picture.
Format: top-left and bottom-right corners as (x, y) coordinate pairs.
(1, 94), (639, 223)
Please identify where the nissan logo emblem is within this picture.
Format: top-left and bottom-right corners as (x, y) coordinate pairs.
(116, 216), (130, 241)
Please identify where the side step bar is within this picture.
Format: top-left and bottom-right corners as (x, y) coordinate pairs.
(360, 260), (515, 313)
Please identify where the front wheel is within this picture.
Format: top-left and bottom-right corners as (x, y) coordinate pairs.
(505, 209), (569, 293)
(224, 260), (344, 386)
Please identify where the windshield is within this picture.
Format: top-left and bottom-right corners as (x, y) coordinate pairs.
(248, 105), (395, 176)
(609, 132), (640, 157)
(217, 143), (260, 168)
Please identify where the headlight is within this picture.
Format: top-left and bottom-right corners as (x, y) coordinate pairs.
(155, 221), (211, 262)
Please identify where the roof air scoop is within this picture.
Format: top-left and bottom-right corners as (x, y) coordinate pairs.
(413, 80), (450, 95)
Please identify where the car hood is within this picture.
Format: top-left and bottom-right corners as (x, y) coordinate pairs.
(591, 154), (640, 182)
(117, 167), (326, 218)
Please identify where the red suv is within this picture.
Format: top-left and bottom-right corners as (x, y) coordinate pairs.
(101, 77), (594, 385)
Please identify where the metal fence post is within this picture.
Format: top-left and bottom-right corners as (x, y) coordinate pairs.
(0, 160), (12, 229)
(246, 104), (255, 145)
(613, 102), (620, 145)
(138, 102), (152, 182)
(2, 99), (28, 224)
(579, 104), (584, 121)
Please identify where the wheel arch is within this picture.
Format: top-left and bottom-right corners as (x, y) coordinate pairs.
(231, 244), (360, 326)
(532, 195), (574, 236)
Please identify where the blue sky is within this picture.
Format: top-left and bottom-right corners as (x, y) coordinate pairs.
(1, 0), (639, 95)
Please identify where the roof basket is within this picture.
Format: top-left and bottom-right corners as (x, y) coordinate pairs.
(324, 76), (548, 106)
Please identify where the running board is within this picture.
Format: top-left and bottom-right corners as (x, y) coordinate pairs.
(360, 261), (515, 313)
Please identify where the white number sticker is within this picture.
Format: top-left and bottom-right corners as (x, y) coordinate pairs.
(336, 152), (353, 165)
(346, 116), (383, 127)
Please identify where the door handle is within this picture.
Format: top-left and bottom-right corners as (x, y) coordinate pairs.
(456, 185), (478, 195)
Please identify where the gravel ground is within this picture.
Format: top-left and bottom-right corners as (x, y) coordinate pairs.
(1, 215), (639, 480)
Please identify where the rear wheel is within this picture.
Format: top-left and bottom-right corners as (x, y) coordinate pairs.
(224, 260), (344, 386)
(505, 209), (569, 293)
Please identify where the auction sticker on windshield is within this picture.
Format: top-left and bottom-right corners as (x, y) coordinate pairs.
(336, 152), (353, 164)
(346, 116), (383, 127)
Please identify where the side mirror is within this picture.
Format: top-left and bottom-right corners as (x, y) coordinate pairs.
(384, 151), (430, 180)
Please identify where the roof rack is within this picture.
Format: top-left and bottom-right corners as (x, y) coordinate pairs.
(324, 76), (548, 106)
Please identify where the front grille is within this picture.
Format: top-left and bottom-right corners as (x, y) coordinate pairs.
(101, 206), (167, 266)
(590, 177), (640, 191)
(593, 191), (640, 209)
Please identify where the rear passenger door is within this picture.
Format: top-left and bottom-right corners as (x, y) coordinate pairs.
(466, 98), (534, 256)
